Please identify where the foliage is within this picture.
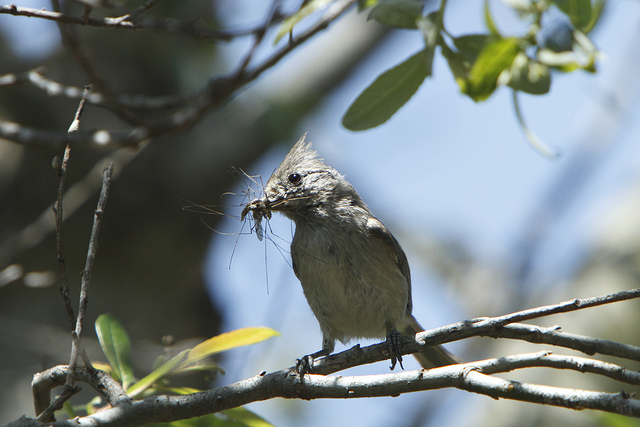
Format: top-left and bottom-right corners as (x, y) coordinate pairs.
(282, 0), (602, 157)
(63, 314), (279, 427)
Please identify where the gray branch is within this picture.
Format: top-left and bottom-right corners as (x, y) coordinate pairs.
(20, 353), (640, 427)
(10, 288), (639, 427)
(0, 0), (358, 150)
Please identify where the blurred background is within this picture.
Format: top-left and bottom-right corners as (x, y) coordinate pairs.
(1, 1), (640, 426)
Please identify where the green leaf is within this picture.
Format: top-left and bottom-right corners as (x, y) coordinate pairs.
(274, 0), (332, 44)
(441, 42), (469, 87)
(185, 327), (279, 365)
(95, 314), (136, 390)
(367, 0), (424, 29)
(342, 48), (432, 131)
(453, 34), (493, 64)
(551, 0), (592, 30)
(505, 52), (551, 95)
(582, 0), (605, 34)
(145, 409), (274, 427)
(358, 0), (380, 10)
(127, 350), (189, 398)
(483, 0), (501, 36)
(462, 37), (521, 102)
(155, 386), (202, 395)
(221, 407), (275, 427)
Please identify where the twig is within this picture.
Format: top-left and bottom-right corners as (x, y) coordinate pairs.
(0, 0), (357, 149)
(51, 0), (143, 126)
(474, 351), (640, 384)
(483, 323), (640, 361)
(0, 68), (197, 111)
(66, 162), (114, 383)
(32, 365), (131, 418)
(409, 288), (640, 352)
(229, 0), (280, 81)
(112, 0), (162, 23)
(0, 147), (141, 268)
(53, 144), (75, 332)
(68, 85), (92, 133)
(0, 5), (267, 41)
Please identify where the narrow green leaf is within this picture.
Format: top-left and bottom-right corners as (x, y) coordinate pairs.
(342, 48), (431, 131)
(222, 407), (275, 427)
(551, 0), (592, 30)
(155, 386), (201, 396)
(367, 0), (424, 29)
(185, 327), (279, 365)
(274, 0), (332, 44)
(127, 350), (189, 398)
(463, 37), (521, 102)
(483, 0), (501, 36)
(582, 0), (605, 34)
(95, 314), (136, 389)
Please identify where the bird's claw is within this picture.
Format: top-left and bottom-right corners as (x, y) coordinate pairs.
(387, 330), (404, 371)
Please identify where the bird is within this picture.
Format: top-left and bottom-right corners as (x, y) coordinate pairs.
(243, 134), (460, 370)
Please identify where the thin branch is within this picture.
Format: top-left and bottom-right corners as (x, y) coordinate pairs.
(0, 0), (358, 149)
(114, 0), (162, 22)
(51, 1), (143, 125)
(0, 147), (140, 268)
(484, 323), (640, 361)
(67, 162), (114, 380)
(67, 85), (92, 133)
(32, 365), (131, 418)
(229, 0), (280, 81)
(0, 5), (269, 41)
(409, 288), (640, 353)
(53, 144), (75, 332)
(474, 351), (640, 385)
(0, 68), (194, 111)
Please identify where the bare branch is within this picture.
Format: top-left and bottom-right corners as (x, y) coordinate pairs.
(12, 287), (640, 426)
(410, 288), (640, 352)
(32, 365), (131, 418)
(0, 5), (272, 41)
(53, 144), (75, 332)
(20, 355), (640, 427)
(51, 1), (142, 125)
(0, 0), (358, 149)
(484, 323), (640, 361)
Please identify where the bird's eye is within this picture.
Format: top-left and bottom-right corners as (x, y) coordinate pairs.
(288, 173), (302, 185)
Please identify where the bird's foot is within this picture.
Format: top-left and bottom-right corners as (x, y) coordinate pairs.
(295, 348), (329, 379)
(386, 329), (404, 371)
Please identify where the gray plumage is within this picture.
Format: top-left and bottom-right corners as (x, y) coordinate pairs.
(249, 134), (460, 369)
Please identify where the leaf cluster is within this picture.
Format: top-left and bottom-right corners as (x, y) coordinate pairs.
(63, 314), (278, 427)
(328, 0), (603, 131)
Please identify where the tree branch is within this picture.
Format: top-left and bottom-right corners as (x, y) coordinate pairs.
(21, 353), (640, 427)
(15, 287), (640, 427)
(0, 0), (358, 149)
(0, 5), (265, 41)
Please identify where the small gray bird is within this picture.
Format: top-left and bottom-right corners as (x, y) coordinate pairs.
(243, 135), (460, 370)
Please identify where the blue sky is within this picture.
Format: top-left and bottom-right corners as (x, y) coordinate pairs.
(206, 2), (640, 426)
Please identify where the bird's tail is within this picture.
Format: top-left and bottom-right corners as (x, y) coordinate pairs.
(401, 316), (463, 368)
